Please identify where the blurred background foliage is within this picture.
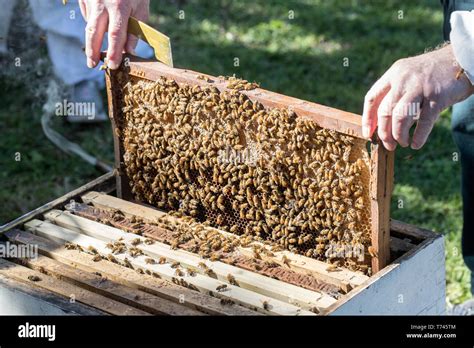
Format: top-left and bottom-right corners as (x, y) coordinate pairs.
(0, 0), (470, 304)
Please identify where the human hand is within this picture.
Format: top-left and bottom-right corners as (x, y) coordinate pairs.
(79, 0), (150, 70)
(362, 44), (474, 150)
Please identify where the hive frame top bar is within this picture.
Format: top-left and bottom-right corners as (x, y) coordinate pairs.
(117, 55), (365, 138)
(105, 55), (394, 274)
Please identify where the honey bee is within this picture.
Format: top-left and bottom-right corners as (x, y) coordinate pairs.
(368, 246), (378, 258)
(28, 275), (41, 282)
(220, 298), (235, 306)
(128, 247), (144, 258)
(175, 269), (185, 277)
(145, 258), (156, 264)
(186, 268), (197, 277)
(131, 238), (142, 246)
(123, 258), (133, 269)
(107, 254), (118, 264)
(205, 269), (217, 278)
(325, 264), (341, 272)
(144, 239), (155, 245)
(65, 242), (82, 251)
(216, 284), (228, 292)
(282, 255), (291, 267)
(171, 261), (181, 269)
(261, 300), (272, 311)
(92, 254), (102, 262)
(227, 273), (238, 286)
(158, 257), (167, 264)
(87, 246), (98, 255)
(170, 240), (179, 250)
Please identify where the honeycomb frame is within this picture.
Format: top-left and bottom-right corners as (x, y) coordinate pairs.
(104, 55), (394, 273)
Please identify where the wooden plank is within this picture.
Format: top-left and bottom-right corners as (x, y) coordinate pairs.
(119, 56), (364, 138)
(12, 254), (203, 316)
(44, 209), (336, 310)
(390, 219), (436, 241)
(390, 236), (415, 254)
(105, 70), (133, 201)
(5, 230), (257, 316)
(0, 273), (104, 315)
(0, 258), (148, 316)
(0, 172), (115, 234)
(81, 191), (369, 289)
(24, 219), (314, 315)
(370, 138), (394, 273)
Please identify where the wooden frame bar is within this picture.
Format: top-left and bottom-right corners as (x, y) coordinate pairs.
(10, 254), (203, 316)
(0, 259), (148, 316)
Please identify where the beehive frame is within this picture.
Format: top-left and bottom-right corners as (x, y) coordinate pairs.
(104, 55), (394, 273)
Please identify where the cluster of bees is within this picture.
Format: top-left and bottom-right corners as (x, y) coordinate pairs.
(154, 212), (244, 259)
(120, 74), (373, 270)
(220, 75), (259, 91)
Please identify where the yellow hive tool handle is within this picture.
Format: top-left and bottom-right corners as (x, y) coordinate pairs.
(127, 16), (174, 67)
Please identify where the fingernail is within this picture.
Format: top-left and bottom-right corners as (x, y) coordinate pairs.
(362, 126), (369, 138)
(87, 58), (96, 68)
(108, 60), (119, 70)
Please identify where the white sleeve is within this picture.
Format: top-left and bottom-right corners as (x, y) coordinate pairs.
(450, 11), (474, 84)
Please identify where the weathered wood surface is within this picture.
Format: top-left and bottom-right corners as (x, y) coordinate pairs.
(12, 254), (203, 316)
(370, 139), (395, 273)
(0, 258), (148, 316)
(390, 219), (436, 241)
(0, 171), (115, 234)
(5, 230), (258, 316)
(24, 219), (315, 315)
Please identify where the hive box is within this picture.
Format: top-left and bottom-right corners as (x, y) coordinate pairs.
(0, 57), (445, 315)
(0, 173), (445, 315)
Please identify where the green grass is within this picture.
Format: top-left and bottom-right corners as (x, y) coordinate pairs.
(0, 0), (471, 304)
